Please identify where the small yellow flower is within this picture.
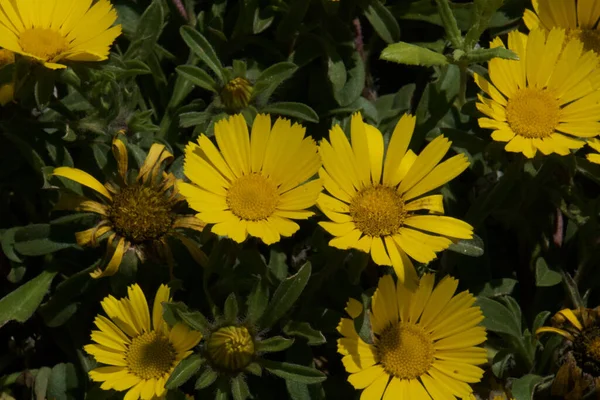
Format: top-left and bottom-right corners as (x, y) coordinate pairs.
(85, 284), (202, 400)
(221, 77), (253, 111)
(475, 29), (600, 158)
(53, 136), (206, 278)
(587, 138), (600, 164)
(0, 0), (122, 70)
(318, 112), (472, 289)
(206, 325), (255, 371)
(0, 49), (14, 106)
(179, 113), (322, 245)
(338, 274), (487, 399)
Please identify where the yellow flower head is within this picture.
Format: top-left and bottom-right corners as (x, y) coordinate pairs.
(53, 136), (206, 278)
(474, 29), (600, 158)
(0, 48), (14, 106)
(0, 0), (122, 70)
(206, 325), (255, 371)
(586, 138), (600, 164)
(338, 274), (487, 399)
(85, 284), (202, 400)
(537, 307), (600, 398)
(524, 0), (600, 54)
(318, 113), (472, 289)
(221, 77), (253, 111)
(179, 113), (322, 245)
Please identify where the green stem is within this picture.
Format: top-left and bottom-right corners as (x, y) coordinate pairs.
(457, 62), (468, 108)
(434, 0), (463, 49)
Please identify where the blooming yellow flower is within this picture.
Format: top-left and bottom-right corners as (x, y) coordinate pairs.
(0, 49), (14, 106)
(474, 29), (600, 158)
(338, 274), (487, 399)
(523, 0), (600, 55)
(318, 113), (472, 289)
(179, 113), (322, 245)
(0, 0), (122, 70)
(537, 307), (600, 399)
(53, 136), (206, 278)
(587, 138), (600, 164)
(85, 284), (202, 400)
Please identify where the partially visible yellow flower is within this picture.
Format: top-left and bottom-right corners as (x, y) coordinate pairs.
(53, 136), (206, 278)
(537, 307), (600, 399)
(524, 0), (600, 55)
(0, 49), (14, 106)
(318, 112), (472, 289)
(221, 77), (253, 111)
(475, 29), (600, 158)
(338, 274), (487, 399)
(587, 138), (600, 164)
(85, 284), (202, 400)
(179, 113), (322, 245)
(0, 0), (122, 70)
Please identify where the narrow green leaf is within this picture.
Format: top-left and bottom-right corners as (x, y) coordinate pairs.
(162, 302), (210, 333)
(261, 360), (326, 384)
(246, 277), (269, 324)
(475, 297), (522, 339)
(256, 336), (294, 353)
(195, 368), (218, 390)
(231, 375), (250, 400)
(259, 262), (312, 329)
(176, 65), (219, 93)
(124, 0), (164, 60)
(283, 321), (326, 346)
(253, 62), (298, 100)
(466, 47), (519, 63)
(434, 0), (463, 49)
(180, 26), (224, 83)
(535, 257), (562, 287)
(165, 355), (204, 389)
(363, 0), (401, 44)
(380, 42), (448, 67)
(464, 0), (505, 48)
(261, 102), (319, 123)
(447, 234), (485, 257)
(0, 270), (57, 327)
(224, 293), (239, 323)
(533, 311), (551, 335)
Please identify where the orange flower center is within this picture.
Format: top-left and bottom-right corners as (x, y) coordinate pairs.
(126, 331), (176, 380)
(506, 88), (560, 139)
(376, 322), (434, 379)
(19, 28), (69, 61)
(350, 185), (406, 237)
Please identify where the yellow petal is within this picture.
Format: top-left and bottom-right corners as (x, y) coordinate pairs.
(53, 167), (111, 199)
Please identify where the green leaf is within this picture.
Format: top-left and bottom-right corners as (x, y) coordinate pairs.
(511, 374), (542, 400)
(363, 0), (401, 44)
(476, 278), (518, 297)
(475, 297), (522, 340)
(533, 311), (551, 335)
(163, 302), (210, 333)
(176, 65), (219, 93)
(244, 362), (263, 376)
(180, 26), (224, 83)
(124, 0), (164, 60)
(275, 0), (310, 42)
(0, 270), (57, 327)
(246, 277), (269, 324)
(261, 102), (319, 123)
(224, 293), (239, 323)
(34, 367), (52, 400)
(466, 47), (519, 63)
(13, 223), (74, 256)
(46, 363), (79, 400)
(259, 262), (312, 329)
(434, 0), (463, 49)
(380, 42), (448, 67)
(34, 69), (57, 109)
(464, 0), (504, 48)
(1, 227), (23, 263)
(231, 375), (250, 400)
(447, 234), (485, 257)
(165, 355), (204, 389)
(262, 360), (326, 384)
(283, 321), (326, 346)
(253, 62), (298, 101)
(256, 336), (295, 353)
(535, 257), (562, 287)
(195, 368), (218, 390)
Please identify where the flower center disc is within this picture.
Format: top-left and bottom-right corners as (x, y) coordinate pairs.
(377, 322), (434, 379)
(573, 326), (600, 376)
(126, 331), (176, 380)
(567, 28), (600, 55)
(506, 88), (560, 139)
(227, 174), (278, 221)
(19, 28), (69, 61)
(207, 326), (255, 371)
(349, 185), (406, 237)
(109, 185), (174, 243)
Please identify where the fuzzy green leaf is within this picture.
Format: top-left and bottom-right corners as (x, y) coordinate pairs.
(363, 0), (401, 44)
(381, 42), (448, 67)
(224, 293), (239, 323)
(475, 297), (522, 339)
(511, 374), (542, 400)
(246, 277), (269, 324)
(464, 0), (505, 48)
(262, 360), (326, 384)
(535, 257), (562, 287)
(283, 321), (326, 346)
(447, 234), (485, 257)
(195, 368), (218, 390)
(0, 270), (57, 327)
(261, 102), (319, 123)
(180, 26), (224, 83)
(165, 355), (204, 389)
(176, 65), (219, 93)
(231, 375), (250, 400)
(257, 336), (295, 353)
(466, 47), (519, 63)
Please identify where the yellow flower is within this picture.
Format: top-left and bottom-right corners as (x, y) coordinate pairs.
(0, 0), (121, 70)
(524, 0), (600, 54)
(179, 113), (322, 245)
(206, 325), (255, 371)
(221, 77), (253, 111)
(53, 136), (206, 278)
(474, 29), (600, 158)
(537, 308), (600, 399)
(338, 274), (487, 399)
(85, 284), (202, 400)
(0, 49), (14, 106)
(318, 113), (472, 289)
(587, 138), (600, 164)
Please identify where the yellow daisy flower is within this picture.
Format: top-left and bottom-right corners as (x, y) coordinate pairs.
(474, 28), (600, 158)
(338, 274), (487, 399)
(317, 113), (472, 288)
(587, 138), (600, 164)
(178, 113), (322, 245)
(85, 284), (202, 400)
(0, 0), (122, 70)
(53, 136), (206, 278)
(524, 0), (600, 54)
(537, 307), (600, 398)
(0, 48), (14, 106)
